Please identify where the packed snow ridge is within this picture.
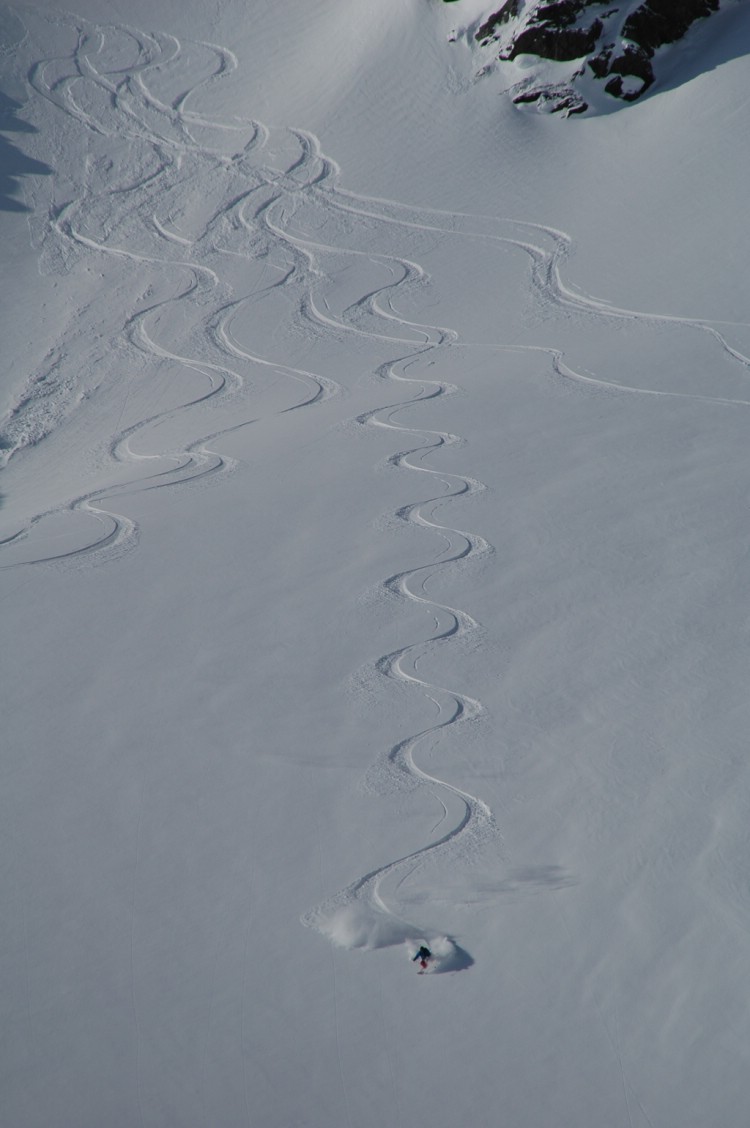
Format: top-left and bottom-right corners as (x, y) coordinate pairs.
(445, 0), (722, 115)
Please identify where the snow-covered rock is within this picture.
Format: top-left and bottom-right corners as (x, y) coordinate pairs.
(456, 0), (722, 114)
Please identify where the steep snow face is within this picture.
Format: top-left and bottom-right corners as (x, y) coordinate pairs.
(445, 0), (724, 114)
(4, 1), (750, 1126)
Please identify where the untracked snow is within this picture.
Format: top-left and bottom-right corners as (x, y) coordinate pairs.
(2, 1), (750, 1126)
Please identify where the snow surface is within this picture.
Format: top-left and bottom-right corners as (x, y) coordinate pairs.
(3, 1), (750, 1124)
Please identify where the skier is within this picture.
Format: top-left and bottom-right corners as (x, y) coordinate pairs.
(412, 945), (431, 970)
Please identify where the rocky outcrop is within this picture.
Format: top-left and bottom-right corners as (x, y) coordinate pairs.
(509, 17), (603, 62)
(460, 0), (721, 115)
(623, 0), (720, 52)
(590, 0), (719, 102)
(476, 0), (525, 42)
(512, 82), (589, 114)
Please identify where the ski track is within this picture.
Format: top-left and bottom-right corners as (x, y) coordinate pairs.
(1, 12), (340, 566)
(6, 10), (750, 970)
(298, 129), (750, 957)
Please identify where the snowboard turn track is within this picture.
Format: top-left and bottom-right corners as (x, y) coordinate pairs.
(5, 9), (750, 971)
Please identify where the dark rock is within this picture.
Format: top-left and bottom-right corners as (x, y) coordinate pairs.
(534, 1), (592, 28)
(507, 18), (603, 61)
(587, 44), (614, 78)
(604, 70), (651, 100)
(622, 0), (720, 55)
(476, 0), (523, 44)
(590, 39), (654, 100)
(513, 83), (589, 115)
(609, 43), (654, 82)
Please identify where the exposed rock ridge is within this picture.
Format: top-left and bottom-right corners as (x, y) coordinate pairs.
(462, 0), (721, 115)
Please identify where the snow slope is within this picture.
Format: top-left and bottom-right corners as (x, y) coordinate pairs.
(3, 1), (750, 1124)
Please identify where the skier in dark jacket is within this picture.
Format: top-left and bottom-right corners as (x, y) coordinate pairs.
(412, 945), (431, 969)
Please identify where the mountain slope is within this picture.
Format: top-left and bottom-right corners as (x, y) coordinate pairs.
(2, 2), (750, 1126)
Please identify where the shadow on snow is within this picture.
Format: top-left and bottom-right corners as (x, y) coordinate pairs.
(0, 90), (52, 212)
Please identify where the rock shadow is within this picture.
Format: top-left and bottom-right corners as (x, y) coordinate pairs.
(652, 2), (750, 100)
(0, 91), (52, 212)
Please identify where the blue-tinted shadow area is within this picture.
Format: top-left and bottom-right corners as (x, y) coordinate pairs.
(653, 3), (750, 101)
(431, 941), (474, 974)
(0, 91), (52, 212)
